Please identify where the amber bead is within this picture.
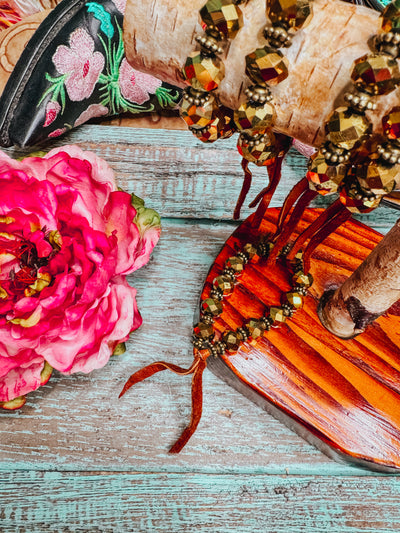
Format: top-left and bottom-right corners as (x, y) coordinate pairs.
(383, 107), (400, 141)
(243, 243), (257, 260)
(267, 0), (312, 31)
(183, 51), (225, 92)
(269, 307), (286, 325)
(351, 54), (400, 96)
(180, 93), (218, 130)
(292, 270), (313, 287)
(201, 298), (223, 316)
(356, 160), (398, 196)
(246, 319), (265, 341)
(195, 109), (234, 142)
(381, 0), (400, 33)
(246, 47), (289, 86)
(306, 150), (347, 195)
(285, 291), (304, 309)
(222, 330), (242, 353)
(237, 130), (277, 165)
(326, 107), (371, 150)
(213, 275), (235, 295)
(225, 255), (245, 274)
(194, 321), (215, 340)
(234, 101), (276, 133)
(200, 0), (243, 39)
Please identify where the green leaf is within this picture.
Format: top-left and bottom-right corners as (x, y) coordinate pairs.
(87, 2), (114, 38)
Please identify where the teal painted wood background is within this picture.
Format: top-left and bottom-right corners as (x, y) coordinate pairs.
(1, 125), (399, 533)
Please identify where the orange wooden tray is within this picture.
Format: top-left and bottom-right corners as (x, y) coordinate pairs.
(200, 208), (400, 472)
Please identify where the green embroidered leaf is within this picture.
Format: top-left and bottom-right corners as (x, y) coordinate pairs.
(87, 3), (114, 38)
(155, 87), (181, 109)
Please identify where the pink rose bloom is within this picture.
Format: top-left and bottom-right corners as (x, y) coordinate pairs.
(118, 58), (162, 104)
(0, 146), (161, 405)
(53, 28), (105, 101)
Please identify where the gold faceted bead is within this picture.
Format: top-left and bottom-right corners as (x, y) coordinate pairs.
(245, 47), (289, 86)
(213, 275), (235, 295)
(180, 93), (218, 130)
(267, 0), (312, 30)
(383, 106), (400, 141)
(200, 0), (243, 39)
(285, 291), (304, 309)
(356, 160), (398, 196)
(381, 0), (400, 33)
(193, 321), (215, 340)
(243, 243), (257, 260)
(326, 107), (371, 150)
(195, 110), (234, 142)
(237, 130), (277, 165)
(306, 150), (347, 195)
(292, 270), (313, 287)
(351, 53), (400, 96)
(269, 307), (286, 325)
(246, 319), (265, 341)
(225, 255), (245, 273)
(201, 298), (223, 316)
(222, 330), (242, 353)
(182, 51), (225, 92)
(234, 101), (276, 133)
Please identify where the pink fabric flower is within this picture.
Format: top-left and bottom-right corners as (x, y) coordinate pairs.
(52, 28), (105, 101)
(44, 101), (61, 127)
(74, 104), (109, 128)
(0, 146), (161, 403)
(118, 58), (162, 104)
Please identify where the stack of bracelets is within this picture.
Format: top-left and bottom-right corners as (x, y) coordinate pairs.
(121, 0), (400, 453)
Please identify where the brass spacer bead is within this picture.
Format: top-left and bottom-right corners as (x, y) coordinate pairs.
(214, 340), (226, 355)
(259, 316), (273, 331)
(202, 314), (215, 325)
(281, 302), (295, 317)
(377, 142), (400, 165)
(195, 34), (224, 56)
(344, 91), (377, 114)
(182, 87), (210, 105)
(320, 142), (351, 165)
(236, 251), (249, 264)
(210, 288), (224, 301)
(221, 268), (236, 281)
(237, 327), (249, 341)
(263, 24), (292, 48)
(244, 84), (273, 106)
(375, 33), (400, 58)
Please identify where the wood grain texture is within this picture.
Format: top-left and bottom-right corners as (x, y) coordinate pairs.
(2, 472), (400, 533)
(2, 125), (400, 530)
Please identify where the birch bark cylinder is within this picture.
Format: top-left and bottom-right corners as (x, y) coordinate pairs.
(318, 219), (400, 338)
(123, 0), (399, 147)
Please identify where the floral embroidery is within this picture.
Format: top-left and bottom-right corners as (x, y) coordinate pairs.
(87, 2), (114, 38)
(118, 59), (162, 105)
(52, 28), (105, 102)
(48, 128), (67, 138)
(43, 101), (61, 127)
(74, 104), (109, 127)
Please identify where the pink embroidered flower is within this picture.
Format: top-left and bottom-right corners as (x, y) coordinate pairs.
(0, 146), (161, 405)
(44, 101), (61, 127)
(48, 128), (67, 139)
(74, 104), (109, 128)
(111, 0), (126, 13)
(118, 58), (162, 104)
(52, 28), (105, 101)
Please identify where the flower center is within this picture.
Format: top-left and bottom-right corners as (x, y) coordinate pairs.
(82, 60), (90, 78)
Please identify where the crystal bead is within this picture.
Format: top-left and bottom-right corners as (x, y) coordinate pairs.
(269, 307), (286, 325)
(267, 0), (313, 30)
(234, 101), (276, 133)
(180, 93), (218, 130)
(237, 130), (277, 165)
(225, 255), (245, 274)
(200, 0), (244, 39)
(326, 107), (371, 150)
(356, 160), (398, 196)
(351, 53), (400, 96)
(292, 270), (313, 287)
(285, 291), (304, 309)
(246, 319), (265, 340)
(306, 150), (348, 195)
(183, 51), (225, 92)
(383, 106), (400, 141)
(246, 47), (289, 86)
(381, 0), (400, 33)
(194, 321), (215, 340)
(213, 275), (235, 295)
(222, 330), (242, 353)
(243, 243), (257, 260)
(201, 298), (223, 316)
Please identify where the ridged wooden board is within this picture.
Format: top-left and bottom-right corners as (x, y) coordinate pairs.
(201, 208), (400, 472)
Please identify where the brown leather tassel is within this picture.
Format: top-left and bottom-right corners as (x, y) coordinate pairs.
(119, 352), (210, 453)
(274, 177), (310, 238)
(233, 158), (253, 220)
(250, 156), (284, 229)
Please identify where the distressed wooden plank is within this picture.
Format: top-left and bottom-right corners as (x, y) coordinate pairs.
(0, 217), (397, 475)
(1, 472), (400, 533)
